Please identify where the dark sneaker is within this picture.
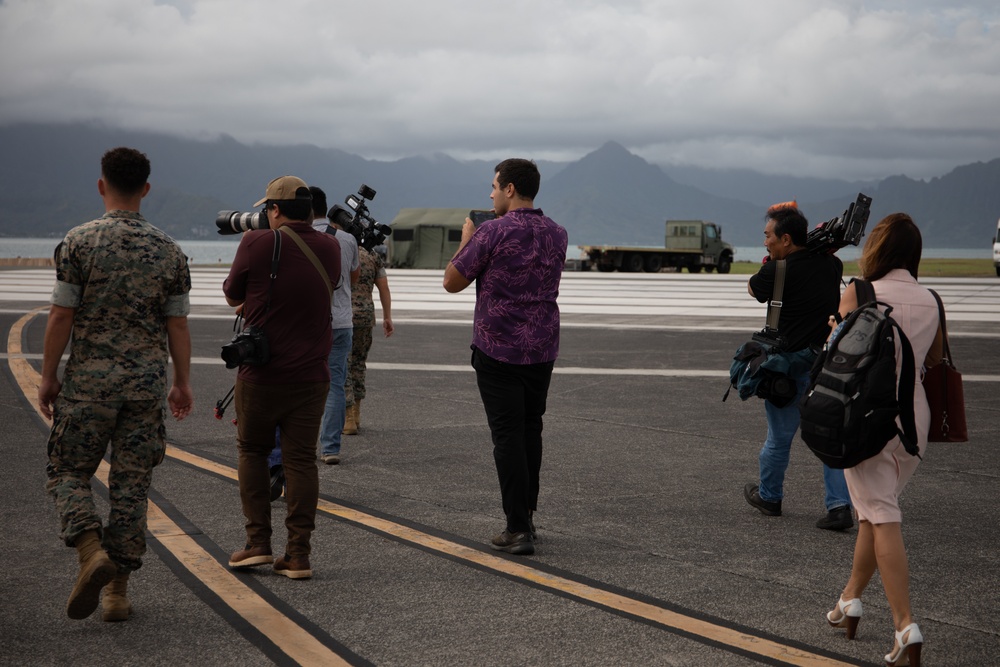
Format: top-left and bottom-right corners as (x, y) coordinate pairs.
(228, 544), (274, 568)
(816, 505), (854, 531)
(490, 530), (535, 555)
(744, 483), (782, 516)
(529, 511), (537, 541)
(273, 554), (312, 579)
(269, 465), (285, 502)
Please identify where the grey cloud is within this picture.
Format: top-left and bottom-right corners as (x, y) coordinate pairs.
(1, 0), (998, 180)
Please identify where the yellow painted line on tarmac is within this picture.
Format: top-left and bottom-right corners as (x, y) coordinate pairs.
(6, 310), (352, 667)
(10, 308), (853, 667)
(167, 445), (855, 667)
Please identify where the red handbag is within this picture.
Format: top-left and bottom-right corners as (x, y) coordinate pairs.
(923, 291), (968, 442)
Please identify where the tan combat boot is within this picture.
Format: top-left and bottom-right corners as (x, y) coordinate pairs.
(343, 402), (358, 435)
(102, 572), (132, 622)
(66, 530), (116, 620)
(354, 399), (362, 431)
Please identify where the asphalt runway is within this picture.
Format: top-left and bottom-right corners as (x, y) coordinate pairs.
(1, 269), (998, 666)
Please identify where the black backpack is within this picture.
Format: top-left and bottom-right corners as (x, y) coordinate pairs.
(799, 280), (921, 469)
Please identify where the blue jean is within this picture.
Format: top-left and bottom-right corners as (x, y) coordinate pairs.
(267, 428), (282, 468)
(318, 328), (353, 457)
(757, 371), (852, 511)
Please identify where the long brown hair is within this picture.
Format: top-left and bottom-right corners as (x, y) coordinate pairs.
(858, 213), (922, 281)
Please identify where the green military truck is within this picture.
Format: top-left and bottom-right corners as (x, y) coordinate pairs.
(579, 219), (735, 273)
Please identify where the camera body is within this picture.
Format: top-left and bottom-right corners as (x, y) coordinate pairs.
(806, 193), (872, 255)
(216, 210), (269, 235)
(329, 184), (392, 251)
(221, 325), (269, 369)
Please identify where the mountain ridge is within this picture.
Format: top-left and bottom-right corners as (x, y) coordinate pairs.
(0, 123), (995, 248)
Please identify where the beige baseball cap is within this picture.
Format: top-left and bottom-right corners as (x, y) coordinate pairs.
(254, 175), (310, 207)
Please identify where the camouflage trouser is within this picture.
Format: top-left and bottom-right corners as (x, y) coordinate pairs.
(45, 396), (166, 573)
(345, 322), (374, 406)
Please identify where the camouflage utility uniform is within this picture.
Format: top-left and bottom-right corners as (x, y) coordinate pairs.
(345, 248), (386, 406)
(46, 211), (191, 573)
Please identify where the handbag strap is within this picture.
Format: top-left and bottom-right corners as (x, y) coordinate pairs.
(765, 259), (786, 331)
(928, 289), (952, 363)
(279, 226), (333, 299)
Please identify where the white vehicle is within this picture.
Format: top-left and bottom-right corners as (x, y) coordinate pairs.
(994, 218), (1000, 277)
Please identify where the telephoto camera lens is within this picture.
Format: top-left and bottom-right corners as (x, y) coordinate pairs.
(215, 210), (270, 235)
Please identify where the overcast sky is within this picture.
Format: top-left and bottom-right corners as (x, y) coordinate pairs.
(1, 0), (998, 181)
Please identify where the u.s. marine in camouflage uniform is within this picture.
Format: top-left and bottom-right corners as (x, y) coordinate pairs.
(38, 147), (194, 622)
(344, 247), (393, 432)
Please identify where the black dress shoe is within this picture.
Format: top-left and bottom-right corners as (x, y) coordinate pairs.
(490, 530), (535, 555)
(816, 505), (854, 531)
(744, 483), (782, 516)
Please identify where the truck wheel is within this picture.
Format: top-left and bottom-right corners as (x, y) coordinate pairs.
(644, 255), (663, 273)
(625, 254), (644, 273)
(688, 265), (703, 273)
(718, 257), (732, 274)
(996, 266), (1000, 277)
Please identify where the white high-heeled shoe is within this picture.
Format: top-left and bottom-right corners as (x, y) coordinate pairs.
(884, 623), (922, 667)
(826, 597), (862, 639)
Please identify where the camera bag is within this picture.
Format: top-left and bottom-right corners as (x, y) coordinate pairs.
(723, 260), (805, 407)
(798, 279), (920, 469)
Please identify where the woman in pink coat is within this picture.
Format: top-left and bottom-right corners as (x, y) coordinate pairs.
(825, 214), (942, 667)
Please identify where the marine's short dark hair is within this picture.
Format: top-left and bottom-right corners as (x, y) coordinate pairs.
(309, 186), (328, 218)
(494, 158), (541, 200)
(766, 201), (808, 247)
(101, 147), (150, 196)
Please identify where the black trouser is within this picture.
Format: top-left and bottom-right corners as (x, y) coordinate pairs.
(472, 347), (555, 534)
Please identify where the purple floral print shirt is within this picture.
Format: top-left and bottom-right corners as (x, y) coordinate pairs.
(450, 208), (568, 364)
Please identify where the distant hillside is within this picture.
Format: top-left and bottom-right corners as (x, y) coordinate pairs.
(0, 123), (996, 249)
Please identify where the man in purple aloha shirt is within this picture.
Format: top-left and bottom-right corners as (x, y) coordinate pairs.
(444, 158), (568, 556)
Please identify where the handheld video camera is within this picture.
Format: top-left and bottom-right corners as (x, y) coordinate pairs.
(328, 184), (392, 251)
(806, 193), (872, 255)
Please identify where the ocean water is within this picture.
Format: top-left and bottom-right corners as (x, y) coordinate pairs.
(0, 238), (241, 265)
(0, 237), (991, 265)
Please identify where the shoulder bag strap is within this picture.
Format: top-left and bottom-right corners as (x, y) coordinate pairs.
(927, 289), (951, 363)
(279, 226), (333, 299)
(765, 259), (786, 330)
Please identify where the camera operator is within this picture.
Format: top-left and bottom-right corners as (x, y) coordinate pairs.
(310, 186), (360, 465)
(742, 201), (854, 531)
(222, 176), (342, 579)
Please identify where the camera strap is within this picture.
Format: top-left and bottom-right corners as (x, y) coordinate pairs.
(260, 229), (282, 316)
(765, 259), (786, 331)
(279, 226), (333, 300)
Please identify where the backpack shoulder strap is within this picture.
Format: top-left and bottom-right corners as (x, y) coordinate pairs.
(851, 278), (876, 307)
(891, 317), (920, 458)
